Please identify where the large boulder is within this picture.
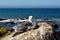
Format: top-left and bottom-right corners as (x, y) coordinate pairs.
(2, 22), (57, 40)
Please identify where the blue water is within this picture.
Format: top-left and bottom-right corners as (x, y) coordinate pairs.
(0, 8), (60, 18)
(0, 8), (60, 30)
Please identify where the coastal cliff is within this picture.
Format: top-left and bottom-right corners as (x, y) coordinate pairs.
(2, 22), (57, 40)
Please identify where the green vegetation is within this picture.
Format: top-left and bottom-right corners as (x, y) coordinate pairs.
(0, 26), (8, 37)
(0, 26), (12, 37)
(0, 26), (13, 40)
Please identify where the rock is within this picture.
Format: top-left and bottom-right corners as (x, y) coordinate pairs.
(48, 23), (58, 29)
(2, 22), (57, 40)
(55, 31), (60, 40)
(37, 22), (57, 40)
(0, 18), (7, 21)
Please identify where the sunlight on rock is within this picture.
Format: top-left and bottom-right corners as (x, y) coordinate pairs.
(2, 22), (57, 40)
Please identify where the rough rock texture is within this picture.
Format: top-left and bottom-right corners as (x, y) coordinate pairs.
(2, 22), (57, 40)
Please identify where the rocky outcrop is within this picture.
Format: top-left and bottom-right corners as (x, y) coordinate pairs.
(0, 18), (7, 21)
(2, 22), (57, 40)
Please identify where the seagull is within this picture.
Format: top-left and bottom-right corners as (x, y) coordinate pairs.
(12, 16), (36, 37)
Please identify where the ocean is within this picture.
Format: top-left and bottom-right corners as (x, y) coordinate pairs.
(0, 8), (60, 31)
(0, 8), (60, 18)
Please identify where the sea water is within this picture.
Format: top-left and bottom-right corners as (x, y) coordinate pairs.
(0, 8), (60, 30)
(0, 8), (60, 18)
